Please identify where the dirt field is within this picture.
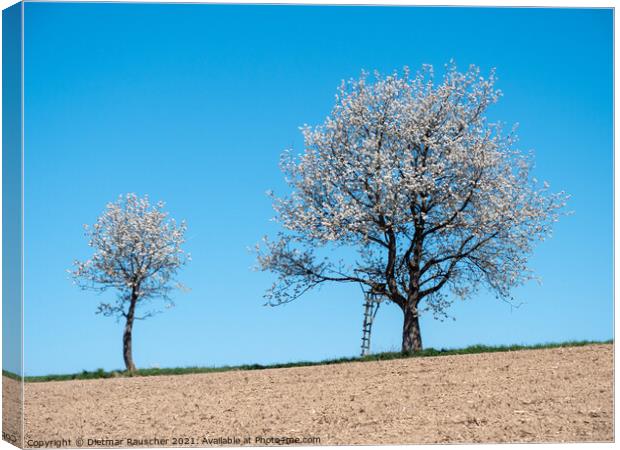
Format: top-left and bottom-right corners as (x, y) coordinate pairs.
(2, 374), (22, 446)
(5, 344), (614, 447)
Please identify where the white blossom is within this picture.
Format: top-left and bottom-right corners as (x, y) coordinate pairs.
(71, 193), (189, 320)
(256, 62), (568, 351)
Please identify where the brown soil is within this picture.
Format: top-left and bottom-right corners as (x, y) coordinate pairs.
(7, 344), (614, 447)
(2, 375), (22, 446)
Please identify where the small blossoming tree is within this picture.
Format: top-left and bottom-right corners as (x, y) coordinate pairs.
(72, 194), (189, 372)
(257, 63), (568, 353)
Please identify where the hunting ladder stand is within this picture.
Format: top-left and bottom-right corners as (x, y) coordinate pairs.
(360, 290), (383, 356)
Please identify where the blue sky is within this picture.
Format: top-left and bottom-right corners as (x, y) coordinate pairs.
(21, 4), (612, 376)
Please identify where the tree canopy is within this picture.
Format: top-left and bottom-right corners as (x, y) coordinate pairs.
(257, 63), (568, 352)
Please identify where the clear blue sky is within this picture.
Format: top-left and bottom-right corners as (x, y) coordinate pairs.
(21, 3), (612, 376)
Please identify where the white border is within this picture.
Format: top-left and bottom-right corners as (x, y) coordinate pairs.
(0, 2), (615, 450)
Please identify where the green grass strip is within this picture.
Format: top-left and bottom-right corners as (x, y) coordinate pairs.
(7, 339), (612, 383)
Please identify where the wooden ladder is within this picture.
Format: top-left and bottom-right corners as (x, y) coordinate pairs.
(361, 292), (381, 356)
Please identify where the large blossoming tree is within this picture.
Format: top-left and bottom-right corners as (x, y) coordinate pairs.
(72, 194), (189, 372)
(257, 63), (567, 353)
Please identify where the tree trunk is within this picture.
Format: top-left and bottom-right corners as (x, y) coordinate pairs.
(123, 294), (138, 372)
(401, 305), (422, 353)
